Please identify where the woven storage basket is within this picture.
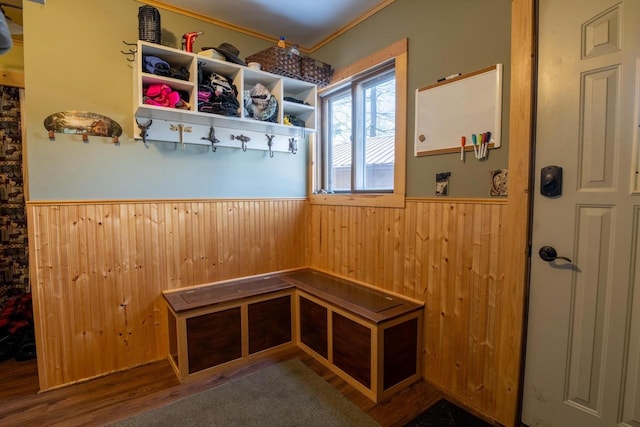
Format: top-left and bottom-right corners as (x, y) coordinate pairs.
(245, 46), (301, 79)
(301, 57), (333, 87)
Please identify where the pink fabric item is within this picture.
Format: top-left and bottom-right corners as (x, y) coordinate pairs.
(168, 91), (180, 107)
(145, 84), (168, 98)
(144, 83), (181, 108)
(198, 91), (212, 101)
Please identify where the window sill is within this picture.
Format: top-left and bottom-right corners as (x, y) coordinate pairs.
(309, 193), (405, 208)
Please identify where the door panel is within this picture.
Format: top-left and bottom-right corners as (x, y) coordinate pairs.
(623, 209), (640, 425)
(568, 206), (613, 412)
(579, 66), (619, 190)
(523, 1), (640, 426)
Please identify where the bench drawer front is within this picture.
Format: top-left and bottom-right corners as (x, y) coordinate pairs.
(248, 295), (292, 354)
(187, 307), (242, 374)
(333, 312), (372, 388)
(299, 296), (328, 358)
(383, 317), (418, 389)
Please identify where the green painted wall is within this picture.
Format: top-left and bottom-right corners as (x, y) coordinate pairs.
(0, 41), (23, 73)
(21, 0), (510, 201)
(22, 1), (307, 201)
(315, 0), (511, 198)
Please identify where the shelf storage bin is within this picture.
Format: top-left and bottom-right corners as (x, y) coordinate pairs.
(245, 47), (333, 87)
(301, 57), (333, 87)
(245, 46), (302, 79)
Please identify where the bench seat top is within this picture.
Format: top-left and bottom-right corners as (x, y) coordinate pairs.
(163, 269), (422, 324)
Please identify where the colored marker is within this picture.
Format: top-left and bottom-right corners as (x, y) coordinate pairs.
(484, 132), (492, 158)
(437, 73), (462, 82)
(472, 134), (478, 158)
(481, 132), (488, 158)
(460, 136), (466, 161)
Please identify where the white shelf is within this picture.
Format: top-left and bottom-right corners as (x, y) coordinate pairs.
(134, 41), (317, 147)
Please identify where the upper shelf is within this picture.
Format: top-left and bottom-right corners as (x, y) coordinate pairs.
(133, 41), (318, 139)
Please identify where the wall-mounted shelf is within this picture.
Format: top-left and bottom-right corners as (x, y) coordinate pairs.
(133, 41), (318, 147)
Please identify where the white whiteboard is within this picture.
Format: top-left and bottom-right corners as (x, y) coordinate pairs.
(414, 64), (502, 156)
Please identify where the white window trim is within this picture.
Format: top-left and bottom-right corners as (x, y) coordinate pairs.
(309, 39), (407, 208)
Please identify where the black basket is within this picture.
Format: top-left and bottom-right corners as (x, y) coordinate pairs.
(138, 6), (161, 44)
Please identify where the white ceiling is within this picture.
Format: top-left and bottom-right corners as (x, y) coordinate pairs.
(153, 0), (390, 49)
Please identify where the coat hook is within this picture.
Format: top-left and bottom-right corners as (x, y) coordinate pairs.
(202, 126), (220, 152)
(121, 41), (138, 62)
(231, 134), (250, 152)
(135, 118), (152, 147)
(170, 124), (192, 149)
(266, 134), (275, 158)
(82, 132), (89, 142)
(289, 137), (298, 154)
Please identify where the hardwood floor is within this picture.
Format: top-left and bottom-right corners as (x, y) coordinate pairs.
(0, 348), (443, 427)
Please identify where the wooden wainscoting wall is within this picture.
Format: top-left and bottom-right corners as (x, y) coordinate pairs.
(310, 198), (507, 422)
(27, 198), (310, 391)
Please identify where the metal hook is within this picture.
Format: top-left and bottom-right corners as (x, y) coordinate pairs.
(135, 118), (152, 147)
(202, 126), (220, 152)
(288, 137), (298, 154)
(231, 134), (250, 152)
(266, 134), (275, 158)
(170, 124), (192, 150)
(121, 41), (138, 62)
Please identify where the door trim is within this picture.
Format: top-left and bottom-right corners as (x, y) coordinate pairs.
(498, 0), (535, 425)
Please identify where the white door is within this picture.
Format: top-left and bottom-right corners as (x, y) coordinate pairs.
(522, 0), (640, 426)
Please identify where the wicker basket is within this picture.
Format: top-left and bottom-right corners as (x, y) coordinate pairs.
(301, 57), (333, 87)
(245, 47), (333, 87)
(245, 46), (301, 79)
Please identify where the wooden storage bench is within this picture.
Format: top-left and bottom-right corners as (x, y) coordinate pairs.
(163, 276), (296, 379)
(163, 269), (423, 402)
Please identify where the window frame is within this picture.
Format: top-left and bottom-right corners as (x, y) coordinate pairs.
(309, 39), (407, 208)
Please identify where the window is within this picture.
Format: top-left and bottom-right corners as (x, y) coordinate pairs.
(324, 65), (396, 192)
(310, 39), (407, 208)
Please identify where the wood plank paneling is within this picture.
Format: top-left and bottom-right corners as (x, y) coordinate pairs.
(27, 199), (310, 391)
(29, 197), (511, 424)
(310, 199), (506, 424)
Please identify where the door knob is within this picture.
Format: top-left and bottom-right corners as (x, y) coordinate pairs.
(539, 246), (572, 263)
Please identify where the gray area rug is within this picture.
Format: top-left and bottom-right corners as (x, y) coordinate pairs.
(112, 359), (380, 427)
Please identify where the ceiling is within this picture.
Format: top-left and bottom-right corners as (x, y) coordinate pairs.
(148, 0), (392, 49)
